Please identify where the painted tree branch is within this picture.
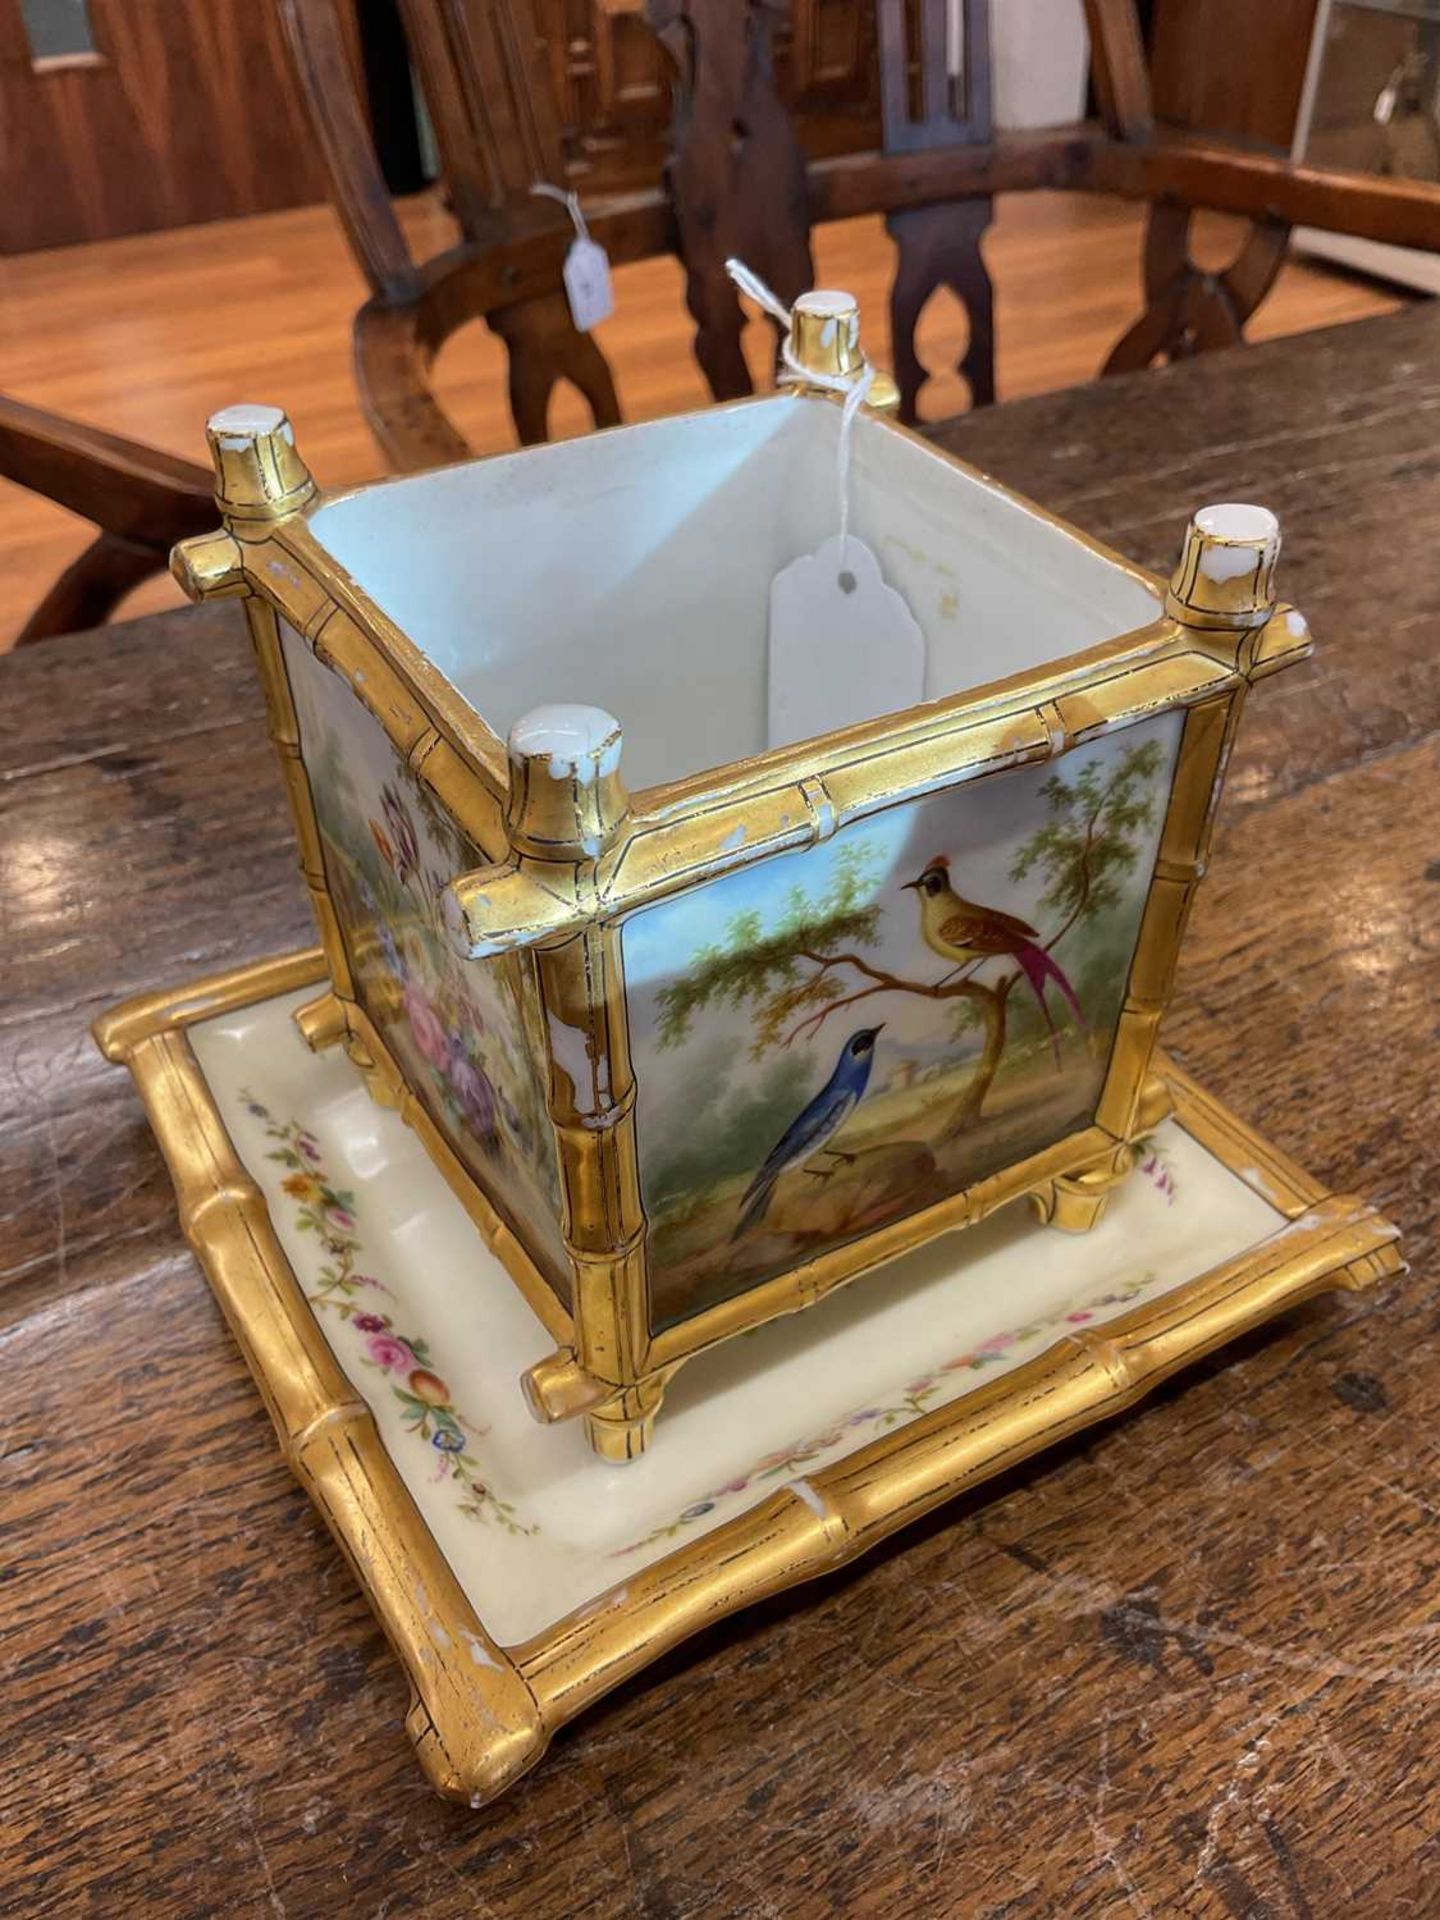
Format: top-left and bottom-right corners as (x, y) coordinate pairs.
(657, 739), (1164, 1141)
(1044, 761), (1127, 954)
(783, 947), (1012, 1131)
(775, 745), (1162, 1121)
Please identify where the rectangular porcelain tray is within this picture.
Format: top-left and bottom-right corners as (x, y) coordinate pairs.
(95, 949), (1402, 1806)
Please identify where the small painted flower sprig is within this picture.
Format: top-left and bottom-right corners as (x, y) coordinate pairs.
(244, 1094), (535, 1535)
(619, 1275), (1153, 1554)
(1137, 1137), (1178, 1204)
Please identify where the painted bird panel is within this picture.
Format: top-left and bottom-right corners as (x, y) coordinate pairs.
(624, 712), (1180, 1330)
(733, 1026), (884, 1239)
(904, 855), (1086, 1064)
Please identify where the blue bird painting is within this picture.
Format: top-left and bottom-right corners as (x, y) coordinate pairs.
(732, 1026), (884, 1241)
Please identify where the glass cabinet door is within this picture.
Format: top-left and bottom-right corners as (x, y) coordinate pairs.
(1292, 0), (1440, 290)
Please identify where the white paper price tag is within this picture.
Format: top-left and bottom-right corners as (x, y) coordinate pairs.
(767, 534), (926, 749)
(564, 236), (613, 332)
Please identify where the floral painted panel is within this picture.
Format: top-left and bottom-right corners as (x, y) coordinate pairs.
(280, 625), (570, 1301)
(247, 1092), (536, 1532)
(623, 712), (1183, 1331)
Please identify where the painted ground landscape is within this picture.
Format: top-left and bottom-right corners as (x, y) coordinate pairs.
(624, 712), (1182, 1330)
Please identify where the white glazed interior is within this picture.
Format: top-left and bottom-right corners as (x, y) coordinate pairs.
(192, 987), (1297, 1647)
(310, 398), (1163, 791)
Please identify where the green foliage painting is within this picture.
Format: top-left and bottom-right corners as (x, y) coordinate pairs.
(624, 715), (1180, 1330)
(656, 736), (1165, 1128)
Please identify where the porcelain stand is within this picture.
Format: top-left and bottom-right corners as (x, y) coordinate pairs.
(95, 949), (1402, 1808)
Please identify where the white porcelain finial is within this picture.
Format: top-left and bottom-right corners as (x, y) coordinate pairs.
(1193, 502), (1280, 583)
(1169, 500), (1281, 626)
(207, 402), (293, 450)
(510, 705), (623, 785)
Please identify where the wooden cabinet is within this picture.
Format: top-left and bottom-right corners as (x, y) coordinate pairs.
(1150, 0), (1320, 150)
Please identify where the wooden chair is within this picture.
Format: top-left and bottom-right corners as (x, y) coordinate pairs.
(656, 0), (1440, 421)
(282, 0), (1440, 466)
(280, 0), (643, 468)
(0, 398), (215, 644)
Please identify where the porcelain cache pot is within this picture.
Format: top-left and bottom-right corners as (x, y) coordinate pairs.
(172, 294), (1310, 1459)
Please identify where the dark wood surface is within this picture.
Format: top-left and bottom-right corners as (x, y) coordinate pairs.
(4, 304), (1439, 1914)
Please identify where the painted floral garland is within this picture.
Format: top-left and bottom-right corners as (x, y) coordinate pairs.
(243, 1091), (1180, 1554)
(620, 1144), (1181, 1552)
(620, 1271), (1155, 1554)
(244, 1093), (535, 1535)
(1137, 1136), (1178, 1204)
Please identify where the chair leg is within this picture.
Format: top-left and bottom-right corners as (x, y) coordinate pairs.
(1102, 280), (1190, 377)
(683, 268), (757, 403)
(490, 290), (622, 447)
(885, 197), (996, 424)
(17, 531), (165, 645)
(1103, 202), (1289, 377)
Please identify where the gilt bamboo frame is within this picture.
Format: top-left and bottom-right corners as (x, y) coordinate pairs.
(171, 389), (1313, 1457)
(94, 947), (1403, 1804)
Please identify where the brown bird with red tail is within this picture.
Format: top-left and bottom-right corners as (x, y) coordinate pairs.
(903, 856), (1085, 1065)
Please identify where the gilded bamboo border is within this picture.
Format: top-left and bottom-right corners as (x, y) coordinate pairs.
(92, 950), (545, 1804)
(94, 949), (1403, 1806)
(171, 396), (1313, 1454)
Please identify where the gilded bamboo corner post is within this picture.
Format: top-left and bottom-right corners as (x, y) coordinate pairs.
(487, 706), (665, 1462)
(1043, 503), (1298, 1238)
(1167, 501), (1280, 638)
(1031, 1072), (1173, 1234)
(1163, 502), (1298, 919)
(1160, 502), (1294, 988)
(169, 406), (359, 1057)
(1165, 500), (1311, 686)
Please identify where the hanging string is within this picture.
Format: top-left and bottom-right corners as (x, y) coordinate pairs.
(726, 257), (793, 331)
(835, 363), (875, 582)
(726, 257), (874, 579)
(530, 180), (591, 242)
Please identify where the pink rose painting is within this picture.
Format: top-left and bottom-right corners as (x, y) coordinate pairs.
(381, 783), (420, 885)
(296, 691), (564, 1279)
(366, 1331), (416, 1373)
(405, 983), (450, 1070)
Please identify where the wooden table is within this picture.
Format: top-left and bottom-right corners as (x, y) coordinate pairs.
(5, 305), (1439, 1915)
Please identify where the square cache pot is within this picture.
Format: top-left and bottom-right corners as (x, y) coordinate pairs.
(173, 296), (1311, 1459)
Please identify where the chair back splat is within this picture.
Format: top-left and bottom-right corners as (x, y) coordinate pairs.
(274, 0), (1440, 465)
(649, 0), (814, 401)
(282, 0), (623, 460)
(878, 0), (996, 419)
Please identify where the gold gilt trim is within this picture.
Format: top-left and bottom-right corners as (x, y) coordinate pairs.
(170, 398), (1315, 1457)
(94, 952), (1403, 1806)
(92, 954), (545, 1806)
